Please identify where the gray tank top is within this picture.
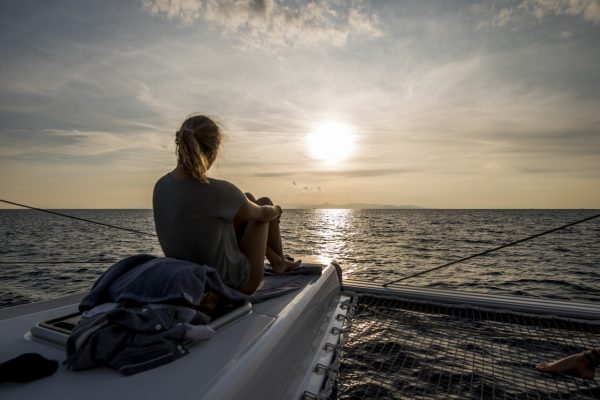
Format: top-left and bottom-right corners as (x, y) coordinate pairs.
(152, 173), (249, 289)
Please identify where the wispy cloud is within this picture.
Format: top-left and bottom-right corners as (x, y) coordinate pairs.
(250, 167), (413, 179)
(522, 0), (600, 23)
(141, 0), (383, 48)
(290, 180), (321, 191)
(473, 0), (600, 30)
(0, 129), (169, 158)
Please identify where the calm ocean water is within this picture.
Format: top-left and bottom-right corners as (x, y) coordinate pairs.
(0, 209), (599, 309)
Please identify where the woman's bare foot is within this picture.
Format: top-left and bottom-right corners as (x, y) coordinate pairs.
(535, 353), (596, 379)
(270, 257), (301, 274)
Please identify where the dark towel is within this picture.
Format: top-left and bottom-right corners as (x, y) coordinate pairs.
(254, 264), (322, 301)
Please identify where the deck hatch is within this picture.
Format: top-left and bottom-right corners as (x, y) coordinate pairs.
(38, 312), (81, 334)
(30, 302), (252, 347)
(333, 294), (600, 399)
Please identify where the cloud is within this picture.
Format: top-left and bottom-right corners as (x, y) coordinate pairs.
(0, 129), (168, 158)
(141, 0), (383, 48)
(250, 168), (413, 179)
(560, 29), (575, 38)
(249, 171), (291, 177)
(473, 0), (600, 29)
(293, 180), (317, 191)
(522, 0), (600, 23)
(320, 168), (414, 178)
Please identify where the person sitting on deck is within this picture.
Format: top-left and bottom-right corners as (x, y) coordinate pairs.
(153, 114), (300, 295)
(536, 348), (600, 379)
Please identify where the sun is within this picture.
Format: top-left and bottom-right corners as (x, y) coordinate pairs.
(306, 121), (354, 162)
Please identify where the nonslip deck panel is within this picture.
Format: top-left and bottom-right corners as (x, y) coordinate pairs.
(334, 294), (600, 400)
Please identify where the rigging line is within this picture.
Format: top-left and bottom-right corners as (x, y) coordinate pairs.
(0, 260), (119, 264)
(0, 198), (157, 237)
(382, 212), (600, 287)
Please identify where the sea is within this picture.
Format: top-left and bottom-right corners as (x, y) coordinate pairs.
(1, 209), (599, 309)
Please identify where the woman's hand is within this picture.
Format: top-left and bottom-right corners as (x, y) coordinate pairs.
(274, 205), (282, 219)
(260, 205), (281, 222)
(236, 199), (282, 222)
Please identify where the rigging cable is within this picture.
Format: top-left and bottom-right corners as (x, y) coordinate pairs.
(382, 212), (600, 287)
(0, 260), (118, 264)
(0, 198), (157, 237)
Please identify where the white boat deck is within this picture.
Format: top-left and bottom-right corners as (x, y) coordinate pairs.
(0, 262), (343, 400)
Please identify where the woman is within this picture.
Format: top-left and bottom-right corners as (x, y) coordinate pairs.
(153, 114), (300, 295)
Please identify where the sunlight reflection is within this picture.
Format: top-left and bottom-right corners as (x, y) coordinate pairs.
(313, 209), (359, 277)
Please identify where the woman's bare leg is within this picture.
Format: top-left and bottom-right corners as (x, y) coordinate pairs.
(535, 352), (596, 379)
(235, 193), (299, 272)
(238, 219), (269, 295)
(233, 193), (256, 243)
(254, 197), (283, 255)
(255, 196), (300, 273)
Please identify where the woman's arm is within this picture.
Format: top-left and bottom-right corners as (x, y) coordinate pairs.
(235, 197), (282, 222)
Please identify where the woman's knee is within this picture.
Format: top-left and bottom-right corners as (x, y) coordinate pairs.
(244, 193), (273, 206)
(255, 197), (273, 206)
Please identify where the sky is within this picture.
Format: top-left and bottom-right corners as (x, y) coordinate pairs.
(0, 0), (599, 209)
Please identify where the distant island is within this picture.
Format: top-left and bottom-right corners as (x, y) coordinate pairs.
(288, 203), (423, 209)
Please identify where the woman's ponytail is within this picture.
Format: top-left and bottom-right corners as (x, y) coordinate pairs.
(175, 115), (222, 182)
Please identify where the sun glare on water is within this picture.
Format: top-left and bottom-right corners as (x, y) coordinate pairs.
(307, 121), (354, 163)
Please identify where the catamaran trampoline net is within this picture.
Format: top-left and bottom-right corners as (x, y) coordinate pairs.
(331, 294), (600, 400)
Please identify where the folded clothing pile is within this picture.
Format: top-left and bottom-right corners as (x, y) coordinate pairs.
(65, 254), (250, 376)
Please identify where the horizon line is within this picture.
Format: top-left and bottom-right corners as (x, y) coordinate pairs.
(1, 207), (599, 210)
